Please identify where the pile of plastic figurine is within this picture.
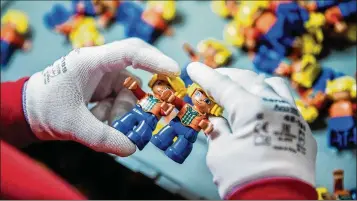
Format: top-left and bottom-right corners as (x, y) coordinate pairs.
(1, 1), (356, 196)
(209, 0), (356, 153)
(1, 0), (177, 66)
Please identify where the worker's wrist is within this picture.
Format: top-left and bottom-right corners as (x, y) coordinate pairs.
(0, 77), (40, 147)
(225, 177), (317, 200)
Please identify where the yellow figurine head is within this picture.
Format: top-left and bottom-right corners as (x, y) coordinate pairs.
(69, 17), (104, 48)
(149, 74), (186, 98)
(1, 9), (29, 34)
(211, 0), (239, 18)
(326, 76), (356, 99)
(316, 187), (331, 200)
(291, 55), (321, 88)
(223, 19), (245, 47)
(234, 1), (269, 27)
(197, 38), (232, 67)
(147, 1), (176, 21)
(187, 83), (223, 116)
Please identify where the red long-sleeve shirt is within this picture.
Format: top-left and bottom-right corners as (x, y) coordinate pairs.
(0, 78), (317, 200)
(0, 78), (86, 200)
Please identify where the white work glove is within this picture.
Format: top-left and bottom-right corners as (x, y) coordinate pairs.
(187, 62), (317, 199)
(23, 38), (180, 157)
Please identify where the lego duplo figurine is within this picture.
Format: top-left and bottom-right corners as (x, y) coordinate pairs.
(1, 10), (31, 66)
(303, 0), (356, 34)
(325, 76), (356, 151)
(180, 39), (232, 103)
(124, 1), (176, 44)
(111, 74), (186, 150)
(291, 55), (345, 123)
(211, 0), (240, 19)
(72, 0), (120, 28)
(68, 17), (104, 49)
(333, 169), (353, 200)
(44, 4), (103, 48)
(151, 83), (223, 164)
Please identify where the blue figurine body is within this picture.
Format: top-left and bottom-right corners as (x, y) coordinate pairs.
(151, 83), (223, 164)
(111, 74), (186, 150)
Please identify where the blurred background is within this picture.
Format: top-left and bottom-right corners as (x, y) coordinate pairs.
(1, 0), (356, 200)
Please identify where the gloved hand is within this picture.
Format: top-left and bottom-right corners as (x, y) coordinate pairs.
(187, 62), (317, 199)
(23, 38), (180, 157)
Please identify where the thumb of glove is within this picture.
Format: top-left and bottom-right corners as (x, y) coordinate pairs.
(74, 104), (136, 156)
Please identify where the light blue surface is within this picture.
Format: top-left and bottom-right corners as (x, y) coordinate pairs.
(1, 1), (356, 199)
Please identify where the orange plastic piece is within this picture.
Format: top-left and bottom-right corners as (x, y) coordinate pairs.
(254, 12), (277, 35)
(142, 9), (167, 31)
(325, 6), (343, 24)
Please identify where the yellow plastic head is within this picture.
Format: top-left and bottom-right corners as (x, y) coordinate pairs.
(326, 76), (356, 99)
(223, 20), (244, 47)
(69, 17), (104, 48)
(211, 1), (231, 18)
(235, 1), (269, 27)
(316, 187), (330, 200)
(148, 74), (186, 98)
(1, 9), (29, 34)
(147, 1), (176, 21)
(187, 83), (223, 116)
(291, 55), (321, 88)
(197, 39), (232, 66)
(211, 1), (239, 18)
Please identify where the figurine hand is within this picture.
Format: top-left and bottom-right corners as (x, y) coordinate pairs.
(275, 62), (292, 77)
(22, 38), (180, 156)
(334, 22), (347, 33)
(161, 102), (174, 116)
(123, 77), (139, 90)
(187, 62), (317, 199)
(160, 89), (175, 103)
(97, 17), (109, 28)
(199, 120), (213, 135)
(22, 40), (32, 51)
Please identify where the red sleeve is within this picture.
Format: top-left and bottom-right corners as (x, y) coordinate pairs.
(225, 177), (317, 200)
(172, 96), (186, 110)
(131, 87), (146, 100)
(0, 140), (86, 200)
(0, 77), (39, 148)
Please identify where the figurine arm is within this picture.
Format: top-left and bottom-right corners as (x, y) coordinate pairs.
(199, 118), (213, 135)
(131, 87), (146, 100)
(172, 96), (186, 110)
(11, 35), (26, 48)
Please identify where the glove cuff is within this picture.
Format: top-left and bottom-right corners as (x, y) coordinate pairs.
(225, 177), (317, 200)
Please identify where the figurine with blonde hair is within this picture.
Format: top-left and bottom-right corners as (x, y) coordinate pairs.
(1, 10), (31, 66)
(210, 0), (240, 18)
(69, 17), (104, 48)
(181, 39), (232, 104)
(152, 83), (223, 164)
(72, 0), (120, 28)
(44, 4), (103, 48)
(125, 0), (176, 43)
(112, 74), (186, 150)
(291, 55), (345, 123)
(326, 76), (356, 150)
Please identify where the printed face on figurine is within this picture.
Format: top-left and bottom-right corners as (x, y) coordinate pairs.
(191, 89), (214, 114)
(331, 91), (351, 101)
(152, 80), (174, 97)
